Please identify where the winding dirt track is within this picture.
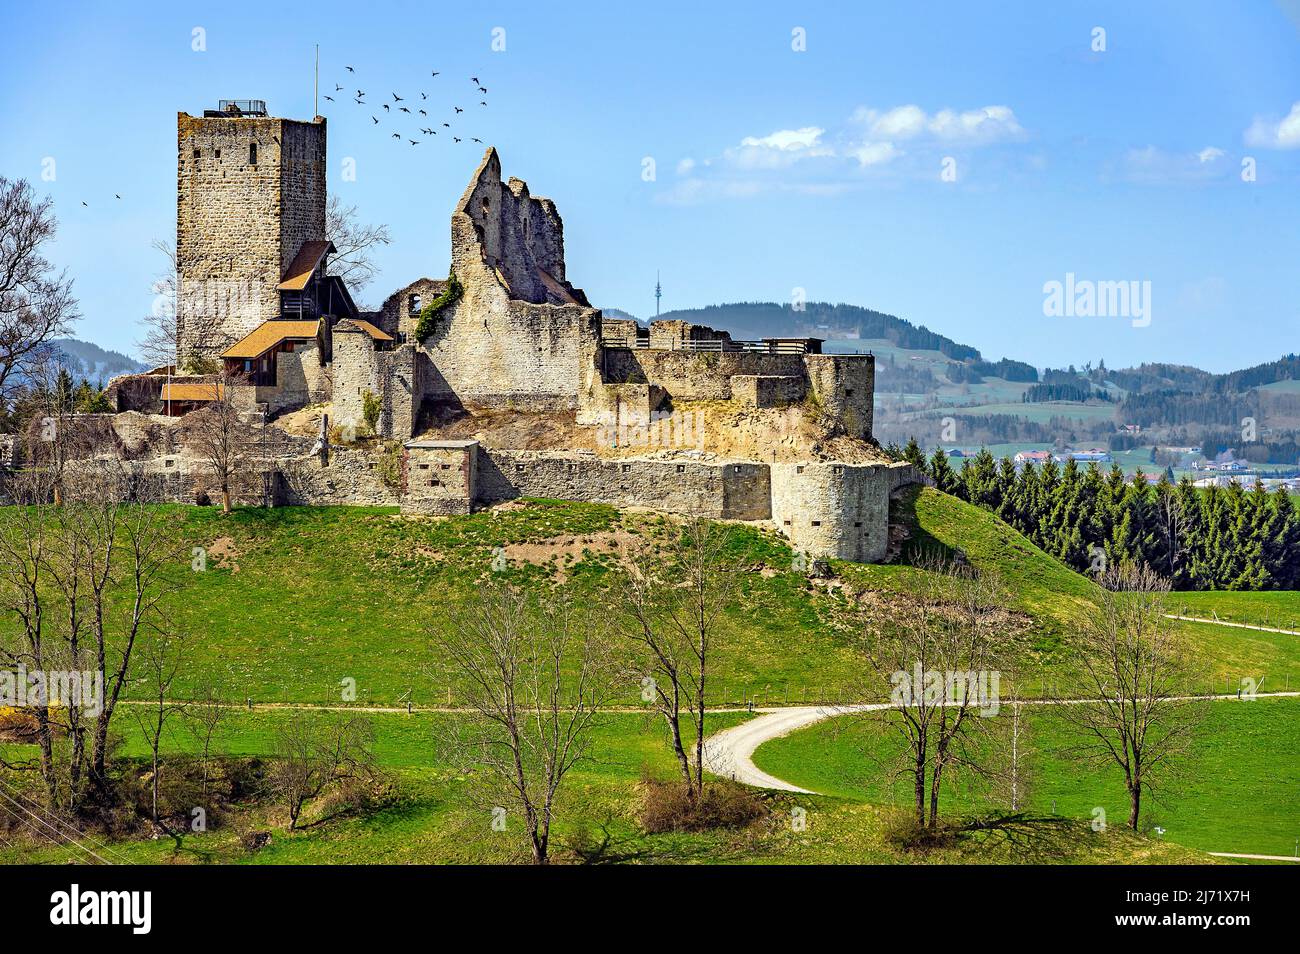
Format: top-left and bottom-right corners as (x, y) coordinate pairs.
(703, 693), (1300, 795)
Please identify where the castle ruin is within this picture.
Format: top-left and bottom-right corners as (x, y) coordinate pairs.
(103, 100), (919, 562)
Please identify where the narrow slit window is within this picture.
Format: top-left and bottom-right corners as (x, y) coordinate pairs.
(249, 142), (257, 164)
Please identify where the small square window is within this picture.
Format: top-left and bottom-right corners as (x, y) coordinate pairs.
(733, 465), (742, 474)
(854, 521), (862, 528)
(192, 148), (200, 159)
(833, 466), (843, 475)
(796, 465), (805, 474)
(845, 389), (854, 397)
(515, 464), (525, 472)
(418, 463), (429, 470)
(164, 459), (174, 468)
(215, 148), (221, 159)
(621, 464), (631, 473)
(783, 519), (791, 527)
(811, 520), (822, 527)
(676, 465), (685, 473)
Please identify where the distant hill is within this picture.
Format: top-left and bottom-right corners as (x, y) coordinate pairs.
(652, 301), (982, 361)
(51, 338), (147, 383)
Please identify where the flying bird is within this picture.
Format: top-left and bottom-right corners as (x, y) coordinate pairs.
(383, 104), (390, 111)
(471, 138), (482, 144)
(334, 84), (343, 91)
(471, 76), (479, 84)
(391, 133), (400, 139)
(442, 122), (450, 127)
(431, 70), (440, 77)
(392, 92), (403, 101)
(409, 140), (419, 146)
(454, 106), (463, 113)
(81, 201), (88, 206)
(345, 66), (354, 72)
(419, 109), (427, 116)
(324, 95), (334, 101)
(453, 137), (461, 143)
(399, 107), (410, 113)
(478, 86), (487, 93)
(372, 116), (379, 124)
(479, 101), (487, 106)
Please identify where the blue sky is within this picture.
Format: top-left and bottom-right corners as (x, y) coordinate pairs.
(2, 0), (1298, 372)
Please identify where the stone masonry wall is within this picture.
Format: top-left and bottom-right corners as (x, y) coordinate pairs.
(804, 353), (874, 439)
(730, 374), (805, 408)
(474, 449), (771, 521)
(770, 460), (918, 562)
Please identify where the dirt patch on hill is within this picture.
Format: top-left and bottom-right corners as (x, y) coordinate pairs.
(502, 530), (643, 581)
(205, 537), (242, 573)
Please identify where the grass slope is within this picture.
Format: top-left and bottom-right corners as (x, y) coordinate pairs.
(753, 696), (1300, 858)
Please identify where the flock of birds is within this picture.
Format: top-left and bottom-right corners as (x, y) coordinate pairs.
(75, 65), (490, 207)
(326, 65), (490, 147)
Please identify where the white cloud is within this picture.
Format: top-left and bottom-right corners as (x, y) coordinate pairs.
(1244, 101), (1300, 149)
(662, 103), (1026, 203)
(853, 104), (1024, 143)
(848, 141), (900, 167)
(739, 126), (825, 151)
(1115, 145), (1231, 184)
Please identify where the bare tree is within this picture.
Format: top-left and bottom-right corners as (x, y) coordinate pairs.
(620, 518), (735, 803)
(136, 239), (177, 371)
(183, 370), (249, 513)
(857, 556), (1019, 829)
(184, 678), (228, 802)
(1054, 563), (1205, 831)
(0, 177), (80, 416)
(325, 196), (391, 296)
(131, 634), (187, 825)
(0, 466), (60, 805)
(434, 582), (615, 865)
(267, 711), (378, 830)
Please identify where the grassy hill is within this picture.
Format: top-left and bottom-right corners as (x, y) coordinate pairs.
(102, 489), (1297, 706)
(754, 696), (1300, 858)
(3, 491), (1293, 864)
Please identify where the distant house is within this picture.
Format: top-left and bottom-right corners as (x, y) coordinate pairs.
(1065, 449), (1112, 464)
(1014, 450), (1053, 465)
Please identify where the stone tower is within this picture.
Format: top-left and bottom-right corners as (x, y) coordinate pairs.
(175, 102), (327, 365)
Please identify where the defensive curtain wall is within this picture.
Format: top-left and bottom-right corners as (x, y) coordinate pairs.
(402, 439), (919, 561)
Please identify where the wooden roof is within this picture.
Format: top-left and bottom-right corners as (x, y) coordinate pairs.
(161, 382), (225, 403)
(221, 320), (321, 359)
(277, 240), (335, 291)
(336, 318), (394, 341)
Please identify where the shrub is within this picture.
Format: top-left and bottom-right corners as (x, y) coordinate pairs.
(414, 271), (463, 342)
(181, 351), (221, 375)
(639, 777), (766, 833)
(375, 440), (403, 489)
(361, 389), (382, 434)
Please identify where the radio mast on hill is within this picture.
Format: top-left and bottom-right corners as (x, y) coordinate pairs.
(655, 270), (662, 317)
